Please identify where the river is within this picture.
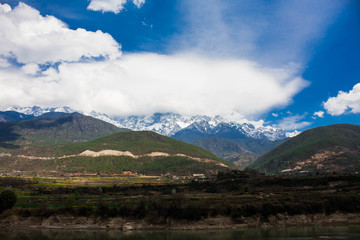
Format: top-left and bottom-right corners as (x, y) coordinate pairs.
(1, 225), (360, 240)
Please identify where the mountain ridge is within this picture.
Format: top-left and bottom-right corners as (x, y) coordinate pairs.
(2, 106), (293, 169)
(250, 124), (360, 175)
(0, 129), (234, 176)
(0, 113), (129, 147)
(4, 106), (297, 141)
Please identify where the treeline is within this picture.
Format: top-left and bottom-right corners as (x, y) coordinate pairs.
(2, 172), (360, 222)
(13, 193), (360, 222)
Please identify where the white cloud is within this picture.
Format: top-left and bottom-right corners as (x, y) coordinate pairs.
(272, 113), (279, 117)
(0, 2), (309, 120)
(0, 53), (308, 119)
(0, 3), (11, 13)
(274, 115), (311, 131)
(0, 3), (121, 64)
(0, 58), (10, 68)
(21, 63), (40, 75)
(87, 0), (145, 13)
(323, 83), (360, 116)
(312, 110), (324, 119)
(132, 0), (145, 8)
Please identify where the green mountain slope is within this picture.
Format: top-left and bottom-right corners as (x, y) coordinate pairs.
(250, 124), (360, 175)
(0, 131), (234, 176)
(0, 113), (129, 147)
(58, 131), (228, 157)
(57, 131), (234, 175)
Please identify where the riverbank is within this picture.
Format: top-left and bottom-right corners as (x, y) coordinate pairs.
(1, 210), (360, 230)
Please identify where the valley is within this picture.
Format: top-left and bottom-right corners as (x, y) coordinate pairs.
(1, 171), (360, 229)
(1, 0), (359, 234)
(1, 109), (360, 230)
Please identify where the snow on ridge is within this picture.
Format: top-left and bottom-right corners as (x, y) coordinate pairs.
(2, 106), (294, 140)
(5, 105), (75, 116)
(286, 130), (301, 138)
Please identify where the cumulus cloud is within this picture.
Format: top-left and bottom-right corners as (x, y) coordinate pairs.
(0, 3), (121, 64)
(0, 53), (308, 118)
(323, 83), (360, 116)
(274, 115), (311, 131)
(21, 63), (40, 75)
(312, 110), (324, 119)
(87, 0), (145, 13)
(0, 3), (11, 13)
(0, 2), (309, 121)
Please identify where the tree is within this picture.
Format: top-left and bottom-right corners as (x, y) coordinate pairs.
(0, 189), (17, 212)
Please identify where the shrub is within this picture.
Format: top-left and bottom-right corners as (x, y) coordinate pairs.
(0, 189), (17, 212)
(77, 207), (93, 217)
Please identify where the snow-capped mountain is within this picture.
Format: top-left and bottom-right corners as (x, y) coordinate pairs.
(3, 106), (296, 141)
(6, 106), (75, 117)
(5, 105), (121, 128)
(114, 113), (225, 137)
(115, 114), (289, 141)
(2, 105), (299, 169)
(82, 110), (123, 128)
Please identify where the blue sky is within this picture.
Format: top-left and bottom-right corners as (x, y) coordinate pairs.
(0, 0), (359, 132)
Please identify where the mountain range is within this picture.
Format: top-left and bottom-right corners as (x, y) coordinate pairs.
(2, 106), (359, 176)
(2, 106), (295, 168)
(0, 113), (233, 176)
(4, 106), (296, 140)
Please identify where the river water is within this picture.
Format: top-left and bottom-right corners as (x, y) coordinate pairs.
(1, 225), (360, 240)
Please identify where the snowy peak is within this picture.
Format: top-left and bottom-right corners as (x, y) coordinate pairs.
(116, 113), (289, 141)
(4, 105), (121, 128)
(176, 119), (288, 141)
(2, 106), (293, 141)
(116, 113), (187, 136)
(114, 113), (226, 136)
(6, 105), (75, 117)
